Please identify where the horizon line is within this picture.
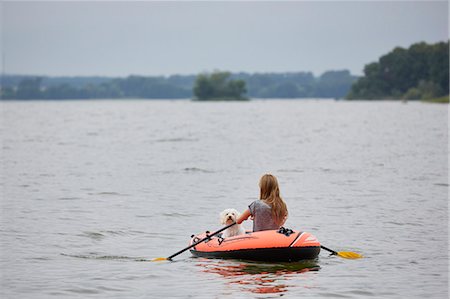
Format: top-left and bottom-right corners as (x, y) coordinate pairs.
(1, 69), (359, 79)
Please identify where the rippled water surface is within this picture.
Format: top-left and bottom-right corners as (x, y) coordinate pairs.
(1, 100), (448, 298)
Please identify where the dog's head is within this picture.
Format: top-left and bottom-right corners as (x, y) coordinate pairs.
(219, 208), (240, 225)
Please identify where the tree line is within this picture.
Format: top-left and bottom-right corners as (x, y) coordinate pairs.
(2, 40), (447, 101)
(1, 70), (357, 100)
(0, 75), (194, 100)
(347, 41), (448, 100)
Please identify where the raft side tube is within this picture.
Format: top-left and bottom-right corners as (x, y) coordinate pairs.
(190, 246), (320, 262)
(189, 229), (320, 262)
(190, 230), (320, 251)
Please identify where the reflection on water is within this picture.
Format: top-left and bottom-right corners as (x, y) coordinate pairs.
(195, 258), (319, 294)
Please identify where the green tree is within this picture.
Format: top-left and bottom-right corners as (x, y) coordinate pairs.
(315, 70), (357, 98)
(404, 80), (443, 100)
(347, 41), (449, 100)
(428, 41), (449, 93)
(0, 87), (16, 99)
(45, 84), (79, 99)
(16, 77), (44, 99)
(193, 71), (247, 100)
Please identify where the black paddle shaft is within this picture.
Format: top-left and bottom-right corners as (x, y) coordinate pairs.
(320, 245), (338, 255)
(167, 222), (237, 260)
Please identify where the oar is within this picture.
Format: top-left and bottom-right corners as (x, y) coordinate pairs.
(152, 222), (237, 262)
(321, 245), (363, 259)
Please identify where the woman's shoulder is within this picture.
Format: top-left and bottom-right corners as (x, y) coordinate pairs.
(249, 199), (262, 205)
(249, 200), (270, 208)
(248, 199), (261, 212)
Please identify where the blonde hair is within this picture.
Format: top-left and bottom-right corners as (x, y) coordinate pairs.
(259, 174), (288, 225)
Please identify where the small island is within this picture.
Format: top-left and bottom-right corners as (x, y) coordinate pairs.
(193, 71), (248, 101)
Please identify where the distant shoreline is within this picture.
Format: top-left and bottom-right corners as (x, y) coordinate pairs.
(1, 97), (447, 103)
(0, 71), (357, 101)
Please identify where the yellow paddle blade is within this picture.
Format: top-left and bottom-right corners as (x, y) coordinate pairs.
(151, 257), (169, 262)
(337, 251), (363, 259)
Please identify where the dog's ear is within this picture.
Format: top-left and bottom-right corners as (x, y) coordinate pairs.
(219, 211), (226, 225)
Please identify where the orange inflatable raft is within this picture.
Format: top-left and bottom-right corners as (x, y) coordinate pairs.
(189, 228), (321, 262)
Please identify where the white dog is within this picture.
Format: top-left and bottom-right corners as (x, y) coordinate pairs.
(219, 208), (246, 238)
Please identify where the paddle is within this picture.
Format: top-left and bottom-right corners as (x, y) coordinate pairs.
(320, 245), (362, 259)
(152, 222), (237, 261)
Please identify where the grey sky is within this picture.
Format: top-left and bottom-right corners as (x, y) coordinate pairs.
(2, 1), (448, 77)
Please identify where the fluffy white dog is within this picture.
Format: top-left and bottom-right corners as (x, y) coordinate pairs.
(219, 208), (246, 238)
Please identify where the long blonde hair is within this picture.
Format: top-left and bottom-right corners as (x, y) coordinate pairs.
(259, 174), (288, 225)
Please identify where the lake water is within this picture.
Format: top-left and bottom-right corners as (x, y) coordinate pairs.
(0, 99), (448, 298)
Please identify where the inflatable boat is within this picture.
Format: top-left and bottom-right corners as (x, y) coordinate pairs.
(189, 228), (321, 262)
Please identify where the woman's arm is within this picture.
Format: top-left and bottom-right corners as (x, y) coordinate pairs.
(237, 209), (251, 224)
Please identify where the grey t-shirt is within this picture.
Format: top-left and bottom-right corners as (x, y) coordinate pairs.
(248, 200), (279, 232)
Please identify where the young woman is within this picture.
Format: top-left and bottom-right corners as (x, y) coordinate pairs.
(237, 174), (288, 231)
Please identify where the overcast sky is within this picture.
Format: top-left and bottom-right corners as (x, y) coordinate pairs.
(1, 1), (448, 77)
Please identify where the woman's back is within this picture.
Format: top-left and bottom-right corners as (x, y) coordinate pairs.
(249, 200), (280, 232)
